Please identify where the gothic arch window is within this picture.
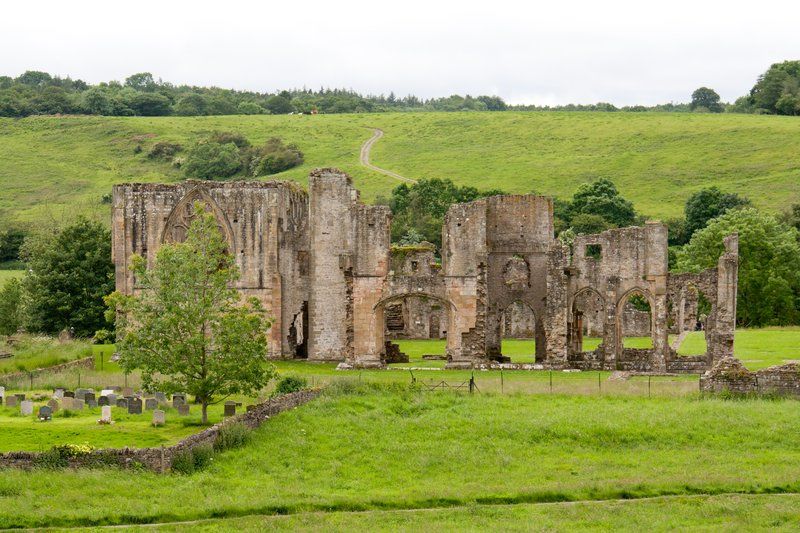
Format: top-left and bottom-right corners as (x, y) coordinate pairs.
(161, 188), (234, 250)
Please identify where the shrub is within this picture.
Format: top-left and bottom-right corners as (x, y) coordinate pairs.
(34, 443), (94, 470)
(209, 131), (250, 148)
(147, 141), (183, 160)
(183, 142), (242, 180)
(214, 422), (252, 452)
(247, 138), (303, 176)
(273, 375), (308, 396)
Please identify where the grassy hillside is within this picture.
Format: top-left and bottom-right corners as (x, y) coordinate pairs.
(2, 389), (800, 528)
(1, 112), (799, 223)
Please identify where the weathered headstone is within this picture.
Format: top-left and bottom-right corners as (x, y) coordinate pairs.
(0, 386), (5, 399)
(155, 392), (167, 403)
(107, 393), (117, 404)
(98, 396), (109, 407)
(6, 396), (18, 408)
(224, 401), (236, 417)
(177, 404), (189, 416)
(84, 392), (96, 404)
(172, 394), (186, 408)
(100, 405), (112, 423)
(75, 389), (87, 401)
(73, 399), (85, 411)
(38, 405), (52, 421)
(53, 388), (64, 399)
(116, 398), (128, 409)
(152, 409), (165, 426)
(100, 389), (115, 397)
(64, 390), (75, 398)
(61, 397), (74, 410)
(47, 399), (60, 413)
(20, 400), (33, 416)
(145, 398), (158, 411)
(128, 398), (143, 415)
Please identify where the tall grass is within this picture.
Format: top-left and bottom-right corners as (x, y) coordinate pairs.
(0, 336), (92, 376)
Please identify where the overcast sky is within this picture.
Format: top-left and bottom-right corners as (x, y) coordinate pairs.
(3, 0), (799, 106)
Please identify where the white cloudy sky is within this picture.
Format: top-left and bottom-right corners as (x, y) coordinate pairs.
(3, 0), (799, 105)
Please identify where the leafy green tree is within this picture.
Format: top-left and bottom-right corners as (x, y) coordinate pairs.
(0, 225), (26, 262)
(80, 87), (113, 115)
(237, 101), (264, 115)
(684, 186), (751, 238)
(174, 93), (207, 116)
(264, 94), (294, 114)
(0, 277), (22, 335)
(690, 87), (723, 112)
(779, 203), (800, 234)
(676, 208), (800, 326)
(383, 178), (504, 248)
(570, 213), (614, 235)
(31, 86), (74, 114)
(749, 61), (800, 114)
(16, 70), (53, 87)
(107, 205), (275, 423)
(568, 178), (636, 228)
(246, 138), (304, 176)
(128, 92), (172, 116)
(183, 142), (242, 179)
(124, 72), (156, 92)
(20, 218), (114, 337)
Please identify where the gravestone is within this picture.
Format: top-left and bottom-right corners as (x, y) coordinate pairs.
(0, 386), (5, 399)
(6, 396), (18, 408)
(53, 388), (64, 399)
(152, 410), (165, 426)
(73, 399), (85, 411)
(122, 387), (134, 397)
(20, 400), (33, 416)
(100, 405), (112, 423)
(177, 404), (189, 416)
(64, 391), (75, 398)
(38, 405), (52, 421)
(100, 389), (115, 398)
(15, 394), (25, 401)
(47, 399), (59, 413)
(116, 398), (128, 409)
(98, 396), (109, 407)
(172, 394), (186, 408)
(61, 397), (74, 410)
(107, 394), (117, 404)
(145, 398), (158, 411)
(128, 398), (143, 415)
(87, 399), (97, 409)
(75, 389), (87, 401)
(224, 401), (236, 417)
(84, 392), (96, 404)
(155, 392), (167, 403)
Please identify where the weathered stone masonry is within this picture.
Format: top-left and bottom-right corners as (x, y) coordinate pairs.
(113, 168), (739, 372)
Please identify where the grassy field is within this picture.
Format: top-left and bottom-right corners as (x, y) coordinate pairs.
(1, 387), (800, 528)
(1, 112), (799, 222)
(0, 269), (22, 288)
(0, 336), (92, 375)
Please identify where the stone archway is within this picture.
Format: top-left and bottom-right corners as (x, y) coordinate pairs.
(161, 188), (234, 248)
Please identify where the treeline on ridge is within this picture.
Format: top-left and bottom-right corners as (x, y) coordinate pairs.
(2, 61), (800, 118)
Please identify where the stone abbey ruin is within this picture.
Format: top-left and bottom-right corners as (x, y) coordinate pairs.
(113, 168), (739, 373)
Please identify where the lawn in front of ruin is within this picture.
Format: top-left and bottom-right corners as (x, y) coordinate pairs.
(1, 386), (800, 529)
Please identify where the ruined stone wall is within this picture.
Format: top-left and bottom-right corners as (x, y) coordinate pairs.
(112, 180), (309, 358)
(700, 358), (800, 397)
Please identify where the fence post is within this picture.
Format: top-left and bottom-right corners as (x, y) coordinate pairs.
(648, 375), (651, 398)
(500, 368), (504, 394)
(598, 371), (601, 394)
(77, 370), (81, 389)
(549, 370), (553, 393)
(469, 372), (475, 394)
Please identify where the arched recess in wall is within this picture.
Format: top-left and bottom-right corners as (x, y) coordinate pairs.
(616, 287), (655, 351)
(499, 300), (538, 363)
(374, 293), (454, 352)
(570, 287), (605, 353)
(674, 283), (710, 356)
(161, 188), (235, 250)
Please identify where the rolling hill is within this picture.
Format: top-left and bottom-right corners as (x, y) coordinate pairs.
(1, 112), (799, 224)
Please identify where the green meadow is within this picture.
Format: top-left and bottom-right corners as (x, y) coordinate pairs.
(1, 387), (800, 529)
(2, 112), (800, 222)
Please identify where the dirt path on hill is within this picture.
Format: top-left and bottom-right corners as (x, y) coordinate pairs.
(360, 128), (417, 184)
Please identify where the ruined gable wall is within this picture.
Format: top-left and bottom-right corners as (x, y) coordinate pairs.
(112, 180), (309, 358)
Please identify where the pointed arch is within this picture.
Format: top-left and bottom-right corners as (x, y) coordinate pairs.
(161, 187), (235, 249)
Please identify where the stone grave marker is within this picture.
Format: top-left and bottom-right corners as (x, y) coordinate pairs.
(15, 393), (25, 401)
(38, 405), (52, 421)
(61, 397), (74, 410)
(116, 398), (128, 409)
(6, 396), (18, 408)
(64, 390), (75, 398)
(224, 401), (236, 417)
(128, 398), (143, 415)
(87, 399), (98, 409)
(155, 392), (167, 403)
(20, 400), (34, 416)
(107, 393), (117, 404)
(53, 388), (64, 399)
(152, 410), (165, 426)
(99, 396), (109, 407)
(0, 386), (5, 399)
(177, 404), (190, 416)
(172, 394), (186, 408)
(84, 392), (96, 404)
(100, 405), (112, 423)
(145, 398), (158, 410)
(47, 399), (60, 413)
(74, 399), (85, 411)
(75, 389), (87, 401)
(101, 389), (115, 397)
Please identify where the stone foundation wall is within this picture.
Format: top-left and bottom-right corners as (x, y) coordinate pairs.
(0, 389), (320, 472)
(700, 358), (800, 396)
